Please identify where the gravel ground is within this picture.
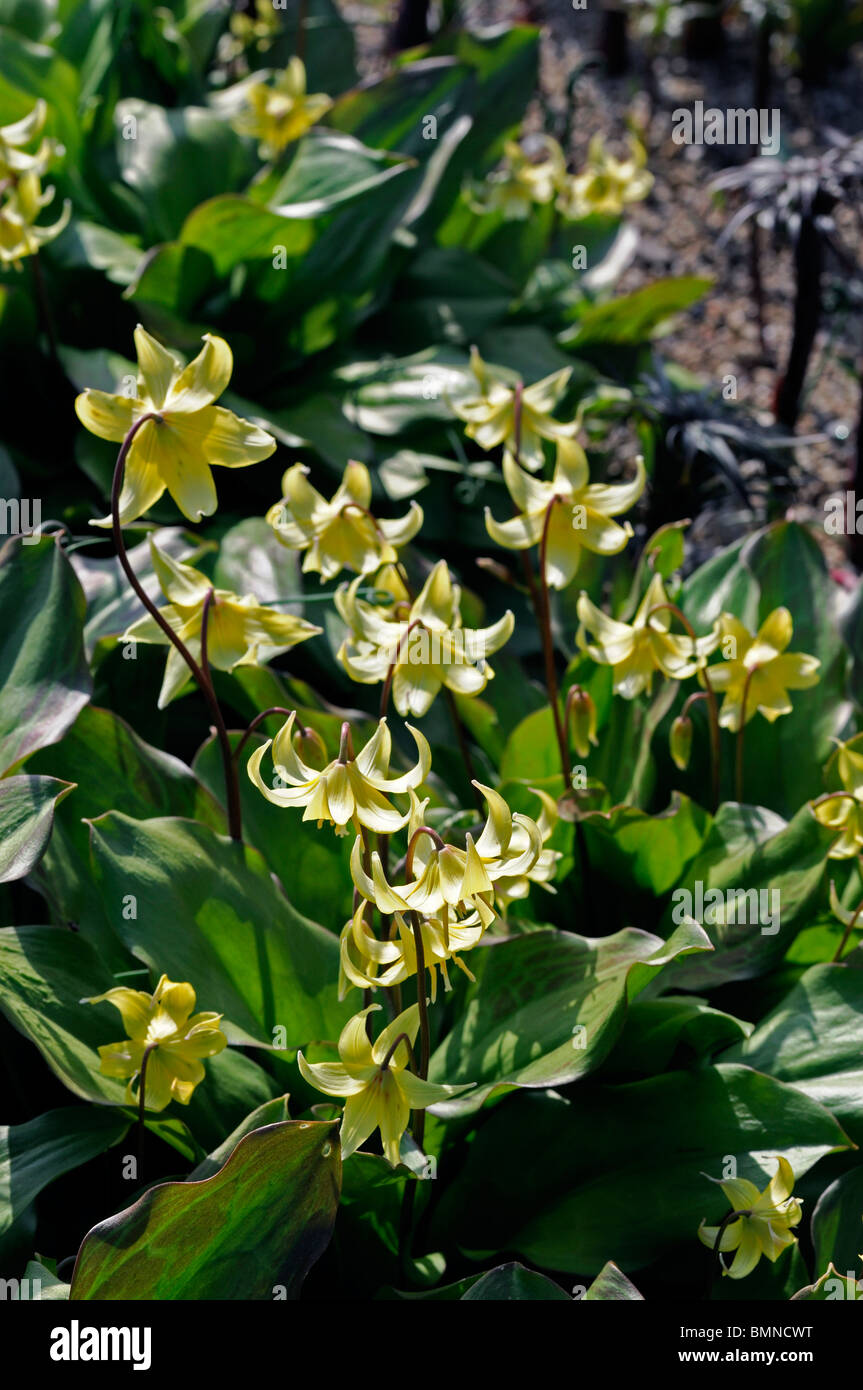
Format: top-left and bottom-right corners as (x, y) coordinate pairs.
(338, 0), (863, 564)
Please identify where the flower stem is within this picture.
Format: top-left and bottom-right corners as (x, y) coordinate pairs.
(136, 1041), (158, 1179)
(648, 602), (721, 812)
(200, 589), (243, 840)
(111, 418), (242, 840)
(833, 896), (863, 963)
(537, 499), (571, 786)
(735, 666), (759, 805)
(444, 688), (483, 812)
(398, 910), (431, 1282)
(232, 706), (293, 761)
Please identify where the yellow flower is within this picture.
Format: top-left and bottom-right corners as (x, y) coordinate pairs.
(704, 609), (820, 733)
(229, 0), (280, 53)
(557, 133), (653, 220)
(811, 738), (863, 858)
(698, 1157), (802, 1280)
(87, 974), (227, 1111)
(453, 346), (577, 472)
(0, 101), (61, 178)
(232, 59), (332, 159)
(485, 441), (645, 589)
(267, 460), (423, 582)
(338, 902), (484, 1002)
(493, 787), (562, 911)
(0, 165), (70, 268)
(577, 573), (720, 698)
(247, 711), (430, 835)
(465, 135), (567, 220)
(298, 1003), (470, 1165)
(670, 712), (693, 771)
(125, 539), (320, 707)
(75, 325), (276, 526)
(336, 559), (514, 718)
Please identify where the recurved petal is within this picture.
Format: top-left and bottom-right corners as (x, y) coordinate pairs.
(340, 1084), (384, 1160)
(75, 389), (137, 443)
(297, 1053), (369, 1097)
(726, 1223), (763, 1279)
(167, 333), (233, 412)
(134, 325), (179, 409)
(87, 986), (153, 1040)
(769, 651), (820, 690)
(378, 501), (424, 549)
(338, 1004), (380, 1074)
(551, 436), (590, 495)
(755, 606), (793, 656)
(371, 1002), (421, 1066)
(484, 508), (544, 551)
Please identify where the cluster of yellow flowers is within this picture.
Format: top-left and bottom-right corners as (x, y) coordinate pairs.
(465, 130), (653, 223)
(0, 101), (69, 268)
(230, 57), (332, 161)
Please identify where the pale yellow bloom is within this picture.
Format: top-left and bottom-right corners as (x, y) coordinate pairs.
(247, 711), (430, 835)
(810, 738), (863, 859)
(76, 326), (276, 526)
(465, 135), (567, 220)
(453, 346), (577, 472)
(577, 574), (721, 699)
(0, 101), (61, 178)
(338, 902), (484, 1002)
(558, 133), (653, 220)
(87, 974), (227, 1111)
(336, 559), (514, 718)
(125, 539), (320, 707)
(698, 1157), (802, 1280)
(298, 1003), (470, 1165)
(493, 787), (562, 911)
(485, 441), (645, 589)
(0, 165), (70, 267)
(232, 59), (332, 159)
(704, 609), (820, 733)
(267, 461), (423, 582)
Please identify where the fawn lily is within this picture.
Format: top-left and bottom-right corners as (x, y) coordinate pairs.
(124, 540), (319, 707)
(338, 903), (484, 1002)
(76, 326), (276, 526)
(232, 58), (332, 158)
(811, 738), (863, 858)
(337, 559), (514, 718)
(0, 165), (70, 268)
(704, 609), (820, 732)
(577, 573), (720, 698)
(698, 1157), (802, 1280)
(493, 787), (562, 910)
(465, 135), (567, 220)
(267, 460), (423, 581)
(298, 1003), (470, 1165)
(453, 346), (577, 472)
(485, 442), (645, 589)
(248, 711), (430, 834)
(86, 974), (227, 1111)
(558, 133), (653, 220)
(0, 102), (61, 177)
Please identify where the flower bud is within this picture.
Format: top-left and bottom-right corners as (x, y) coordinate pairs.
(567, 686), (597, 759)
(295, 724), (327, 769)
(670, 714), (692, 771)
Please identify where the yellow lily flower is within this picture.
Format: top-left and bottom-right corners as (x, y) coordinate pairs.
(703, 609), (820, 733)
(75, 325), (276, 526)
(0, 101), (61, 177)
(298, 1003), (471, 1165)
(336, 558), (514, 718)
(485, 442), (645, 590)
(0, 165), (70, 268)
(493, 787), (562, 911)
(453, 346), (577, 472)
(810, 738), (863, 858)
(247, 710), (430, 835)
(338, 902), (484, 1002)
(465, 135), (567, 220)
(87, 973), (227, 1111)
(557, 133), (653, 220)
(232, 59), (332, 159)
(125, 538), (320, 707)
(267, 460), (423, 582)
(229, 0), (281, 54)
(577, 573), (721, 698)
(698, 1157), (802, 1280)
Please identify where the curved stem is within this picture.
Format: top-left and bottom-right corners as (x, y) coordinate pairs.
(232, 706), (294, 761)
(380, 1030), (415, 1072)
(648, 602), (720, 811)
(111, 417), (242, 840)
(136, 1041), (158, 1178)
(735, 666), (759, 805)
(833, 897), (863, 963)
(199, 590), (243, 840)
(405, 825), (446, 878)
(398, 910), (431, 1281)
(537, 498), (571, 786)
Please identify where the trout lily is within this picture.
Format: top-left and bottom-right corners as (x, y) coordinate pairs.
(248, 711), (431, 835)
(231, 59), (332, 159)
(267, 460), (423, 581)
(0, 165), (70, 268)
(298, 1003), (471, 1165)
(485, 441), (646, 589)
(698, 1157), (802, 1279)
(577, 573), (720, 698)
(811, 738), (863, 858)
(0, 101), (61, 177)
(125, 539), (320, 707)
(493, 788), (562, 910)
(703, 609), (820, 732)
(557, 133), (653, 220)
(76, 326), (276, 526)
(338, 903), (485, 1002)
(453, 346), (577, 472)
(465, 135), (567, 220)
(87, 974), (227, 1111)
(336, 559), (514, 718)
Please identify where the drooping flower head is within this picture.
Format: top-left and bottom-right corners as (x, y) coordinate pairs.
(464, 135), (567, 220)
(0, 101), (61, 178)
(492, 787), (562, 911)
(76, 326), (276, 526)
(86, 974), (227, 1111)
(298, 1003), (471, 1165)
(577, 573), (720, 698)
(704, 609), (820, 733)
(338, 902), (484, 1002)
(0, 102), (69, 269)
(231, 58), (332, 159)
(698, 1157), (802, 1280)
(557, 133), (653, 220)
(453, 346), (577, 473)
(248, 711), (430, 835)
(485, 441), (645, 590)
(336, 559), (514, 718)
(810, 735), (863, 858)
(267, 461), (423, 582)
(125, 538), (320, 707)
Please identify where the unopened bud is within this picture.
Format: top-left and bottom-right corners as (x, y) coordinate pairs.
(567, 686), (597, 759)
(296, 724), (328, 769)
(670, 714), (692, 771)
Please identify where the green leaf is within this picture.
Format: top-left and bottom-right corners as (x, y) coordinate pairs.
(601, 997), (752, 1078)
(70, 1119), (341, 1300)
(0, 1107), (128, 1242)
(428, 920), (711, 1114)
(0, 537), (91, 776)
(560, 277), (712, 348)
(266, 130), (414, 217)
(189, 1095), (291, 1181)
(811, 1168), (863, 1280)
(22, 1260), (70, 1300)
(461, 1263), (570, 1301)
(432, 1065), (849, 1274)
(582, 793), (710, 897)
(0, 775), (76, 883)
(583, 1262), (645, 1300)
(87, 813), (349, 1047)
